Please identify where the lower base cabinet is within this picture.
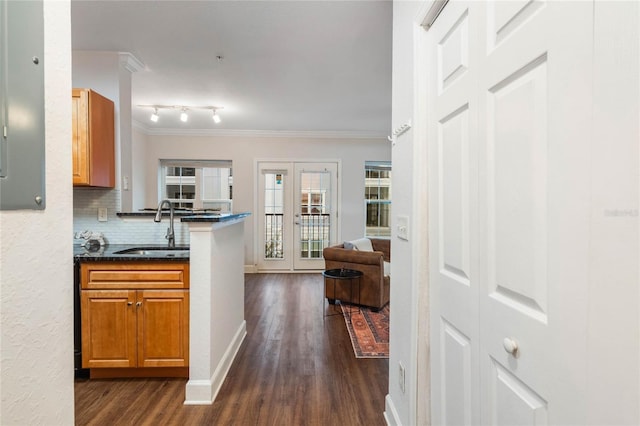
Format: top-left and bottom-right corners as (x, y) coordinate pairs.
(80, 262), (189, 373)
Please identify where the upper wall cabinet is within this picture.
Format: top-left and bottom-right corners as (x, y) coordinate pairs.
(72, 88), (115, 188)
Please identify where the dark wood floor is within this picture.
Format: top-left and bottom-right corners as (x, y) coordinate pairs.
(75, 273), (389, 425)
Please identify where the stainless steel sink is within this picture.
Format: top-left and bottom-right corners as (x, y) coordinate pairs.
(114, 247), (189, 257)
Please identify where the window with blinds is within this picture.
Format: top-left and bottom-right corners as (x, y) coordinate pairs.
(365, 161), (391, 237)
(160, 160), (233, 211)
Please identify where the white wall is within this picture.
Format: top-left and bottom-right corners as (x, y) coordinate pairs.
(132, 127), (148, 210)
(386, 2), (424, 425)
(142, 134), (391, 265)
(0, 1), (75, 424)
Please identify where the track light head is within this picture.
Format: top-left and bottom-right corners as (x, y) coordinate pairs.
(212, 109), (221, 124)
(150, 108), (159, 122)
(180, 108), (188, 122)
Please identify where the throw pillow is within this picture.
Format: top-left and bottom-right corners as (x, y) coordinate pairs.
(349, 237), (374, 252)
(343, 241), (355, 250)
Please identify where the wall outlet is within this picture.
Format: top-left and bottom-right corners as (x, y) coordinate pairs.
(98, 207), (108, 222)
(399, 361), (406, 394)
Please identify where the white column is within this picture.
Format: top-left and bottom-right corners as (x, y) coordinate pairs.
(184, 218), (247, 405)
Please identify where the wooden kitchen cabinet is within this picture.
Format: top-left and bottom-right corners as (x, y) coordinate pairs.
(72, 88), (115, 187)
(137, 289), (189, 367)
(80, 262), (189, 376)
(81, 289), (137, 368)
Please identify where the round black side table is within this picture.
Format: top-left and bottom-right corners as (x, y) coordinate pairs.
(322, 268), (363, 319)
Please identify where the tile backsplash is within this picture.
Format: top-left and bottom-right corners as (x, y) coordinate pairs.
(73, 188), (189, 245)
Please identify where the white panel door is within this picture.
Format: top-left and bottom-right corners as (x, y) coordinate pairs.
(427, 1), (593, 424)
(478, 2), (592, 422)
(427, 1), (480, 423)
(293, 162), (338, 270)
(257, 162), (293, 271)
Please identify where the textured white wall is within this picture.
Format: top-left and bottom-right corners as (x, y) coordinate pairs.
(0, 1), (75, 424)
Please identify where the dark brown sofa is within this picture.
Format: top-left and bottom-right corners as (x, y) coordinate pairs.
(323, 238), (390, 311)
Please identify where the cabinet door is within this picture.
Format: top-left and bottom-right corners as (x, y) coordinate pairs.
(71, 90), (89, 185)
(71, 88), (114, 188)
(81, 290), (136, 368)
(85, 89), (115, 187)
(137, 290), (189, 367)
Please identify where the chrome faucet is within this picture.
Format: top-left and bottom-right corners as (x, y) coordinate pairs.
(154, 199), (175, 248)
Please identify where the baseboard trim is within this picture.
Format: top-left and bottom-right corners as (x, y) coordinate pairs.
(244, 265), (258, 273)
(384, 394), (402, 426)
(184, 320), (247, 405)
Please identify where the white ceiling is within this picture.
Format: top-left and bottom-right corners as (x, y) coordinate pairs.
(70, 1), (392, 136)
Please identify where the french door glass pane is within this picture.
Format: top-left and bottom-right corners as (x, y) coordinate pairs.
(264, 173), (284, 259)
(299, 171), (331, 259)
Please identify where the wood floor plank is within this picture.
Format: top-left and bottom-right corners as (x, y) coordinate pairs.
(75, 273), (389, 425)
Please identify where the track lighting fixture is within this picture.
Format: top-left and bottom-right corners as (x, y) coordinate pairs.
(139, 105), (224, 124)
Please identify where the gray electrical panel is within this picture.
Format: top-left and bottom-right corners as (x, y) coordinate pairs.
(0, 0), (46, 210)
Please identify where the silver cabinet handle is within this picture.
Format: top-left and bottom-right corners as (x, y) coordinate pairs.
(136, 301), (142, 307)
(127, 302), (133, 306)
(503, 337), (518, 356)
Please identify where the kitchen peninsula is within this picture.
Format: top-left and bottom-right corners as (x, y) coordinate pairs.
(74, 212), (250, 406)
(180, 212), (250, 405)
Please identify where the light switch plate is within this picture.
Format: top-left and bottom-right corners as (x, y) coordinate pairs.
(397, 215), (409, 241)
(98, 207), (108, 222)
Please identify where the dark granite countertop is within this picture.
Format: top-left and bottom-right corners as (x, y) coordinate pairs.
(180, 212), (251, 222)
(74, 244), (190, 262)
(116, 211), (251, 223)
(116, 208), (221, 218)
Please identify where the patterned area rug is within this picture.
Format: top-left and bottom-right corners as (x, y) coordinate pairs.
(341, 304), (389, 358)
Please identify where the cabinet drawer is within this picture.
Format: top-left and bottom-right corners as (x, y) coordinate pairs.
(81, 262), (189, 289)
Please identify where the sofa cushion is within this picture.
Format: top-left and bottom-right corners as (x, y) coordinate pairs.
(349, 237), (374, 252)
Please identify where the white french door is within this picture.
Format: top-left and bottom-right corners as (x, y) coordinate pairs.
(293, 162), (338, 270)
(257, 161), (338, 271)
(425, 1), (592, 424)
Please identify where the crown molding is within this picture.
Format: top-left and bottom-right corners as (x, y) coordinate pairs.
(72, 50), (145, 73)
(132, 120), (386, 140)
(119, 52), (145, 73)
